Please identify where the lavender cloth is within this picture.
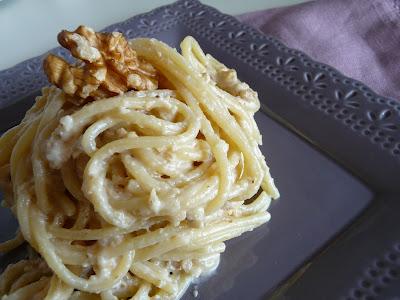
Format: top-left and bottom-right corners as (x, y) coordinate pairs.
(237, 0), (400, 101)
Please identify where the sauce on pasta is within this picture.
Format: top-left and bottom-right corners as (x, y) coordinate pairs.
(0, 35), (279, 300)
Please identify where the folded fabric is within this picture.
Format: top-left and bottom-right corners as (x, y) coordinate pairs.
(237, 0), (400, 101)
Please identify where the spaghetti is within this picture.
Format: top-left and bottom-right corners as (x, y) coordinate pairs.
(0, 35), (279, 300)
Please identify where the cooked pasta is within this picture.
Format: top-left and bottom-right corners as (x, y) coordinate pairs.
(0, 35), (279, 300)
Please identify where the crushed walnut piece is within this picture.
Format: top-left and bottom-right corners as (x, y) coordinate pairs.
(202, 55), (258, 104)
(214, 67), (257, 101)
(43, 25), (158, 103)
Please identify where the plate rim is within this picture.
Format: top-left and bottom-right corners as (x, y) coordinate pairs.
(1, 1), (400, 299)
(1, 0), (399, 182)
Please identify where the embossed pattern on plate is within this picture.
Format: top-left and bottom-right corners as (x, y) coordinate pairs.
(0, 1), (400, 299)
(2, 1), (400, 164)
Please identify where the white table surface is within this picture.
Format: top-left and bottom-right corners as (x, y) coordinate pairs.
(0, 0), (308, 71)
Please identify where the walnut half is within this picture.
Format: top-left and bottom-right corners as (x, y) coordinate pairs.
(43, 26), (158, 103)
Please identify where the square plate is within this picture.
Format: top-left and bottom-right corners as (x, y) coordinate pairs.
(1, 1), (400, 299)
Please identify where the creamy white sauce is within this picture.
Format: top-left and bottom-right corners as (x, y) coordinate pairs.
(59, 115), (74, 135)
(149, 189), (163, 214)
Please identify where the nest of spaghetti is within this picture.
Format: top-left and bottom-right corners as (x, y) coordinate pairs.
(0, 27), (279, 300)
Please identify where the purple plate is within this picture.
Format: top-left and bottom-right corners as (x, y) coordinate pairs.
(1, 1), (400, 299)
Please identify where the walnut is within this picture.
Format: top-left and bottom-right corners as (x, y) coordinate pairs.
(214, 68), (258, 102)
(43, 26), (158, 102)
(197, 56), (260, 114)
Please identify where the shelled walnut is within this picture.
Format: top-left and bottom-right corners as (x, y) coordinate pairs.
(43, 26), (158, 103)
